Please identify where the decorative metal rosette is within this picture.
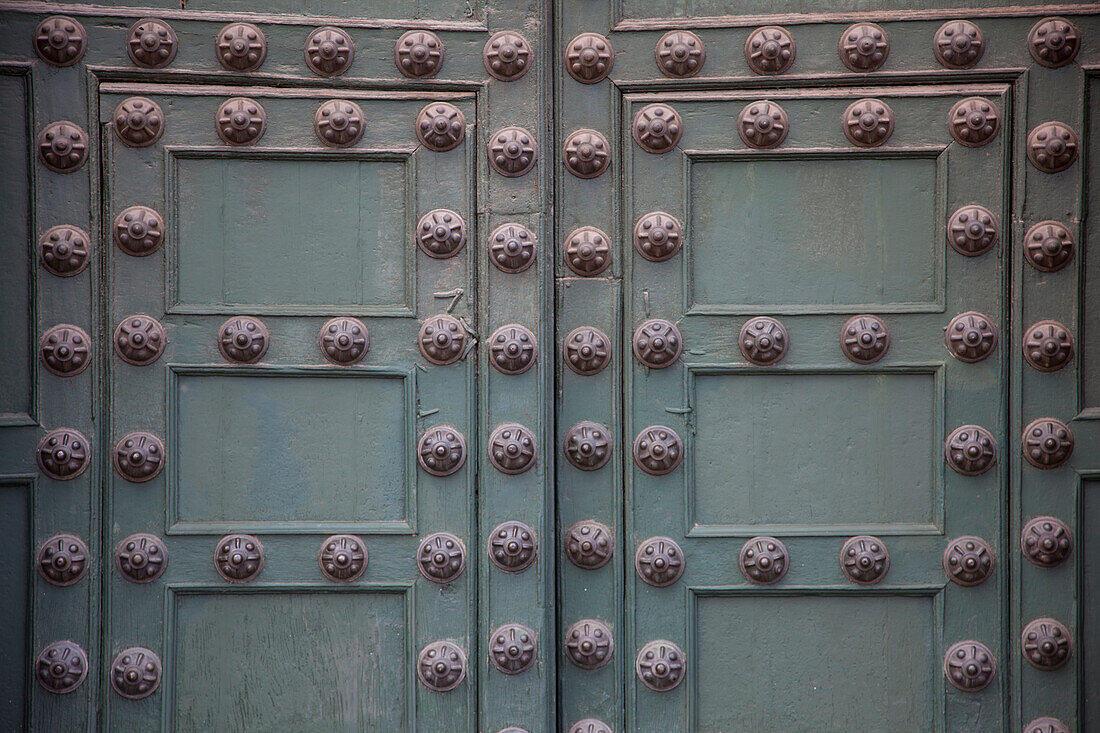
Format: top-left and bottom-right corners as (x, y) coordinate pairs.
(215, 97), (266, 146)
(37, 428), (90, 480)
(304, 26), (354, 77)
(565, 519), (613, 570)
(944, 311), (996, 363)
(632, 319), (682, 369)
(634, 211), (683, 262)
(416, 102), (465, 152)
(635, 536), (684, 587)
(745, 25), (796, 74)
(39, 225), (90, 277)
(40, 324), (90, 376)
(127, 18), (177, 69)
(1023, 320), (1073, 372)
(933, 20), (984, 69)
(114, 315), (167, 365)
(655, 30), (705, 78)
(947, 205), (998, 257)
(738, 100), (789, 149)
(1022, 618), (1072, 671)
(219, 316), (269, 364)
(489, 324), (537, 375)
(417, 641), (466, 691)
(635, 639), (685, 692)
(739, 316), (788, 365)
(489, 126), (537, 177)
(416, 209), (466, 258)
(489, 223), (537, 273)
(563, 421), (612, 471)
(214, 533), (264, 583)
(314, 99), (365, 148)
(417, 426), (467, 477)
(488, 520), (537, 572)
(395, 30), (443, 79)
(739, 535), (788, 584)
(632, 104), (683, 154)
(569, 720), (612, 733)
(216, 22), (266, 72)
(1025, 718), (1070, 733)
(838, 22), (889, 72)
(942, 535), (995, 586)
(318, 316), (368, 365)
(1026, 121), (1078, 174)
(842, 98), (894, 147)
(840, 314), (889, 364)
(417, 532), (466, 583)
(632, 426), (684, 476)
(564, 226), (611, 276)
(839, 535), (889, 584)
(114, 205), (165, 256)
(317, 534), (367, 582)
(419, 313), (467, 365)
(943, 640), (996, 691)
(489, 423), (537, 474)
(38, 121), (88, 173)
(564, 326), (611, 376)
(36, 640), (88, 694)
(483, 31), (531, 81)
(1021, 516), (1072, 568)
(1023, 221), (1074, 272)
(1022, 418), (1074, 469)
(37, 534), (89, 586)
(489, 623), (537, 675)
(566, 33), (613, 83)
(945, 424), (997, 477)
(563, 129), (610, 179)
(34, 16), (87, 67)
(113, 97), (165, 148)
(948, 97), (999, 147)
(564, 618), (614, 670)
(1028, 17), (1080, 68)
(113, 431), (165, 483)
(115, 532), (168, 583)
(110, 647), (161, 700)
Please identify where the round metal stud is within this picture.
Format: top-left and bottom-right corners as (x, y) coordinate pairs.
(318, 317), (368, 365)
(840, 535), (889, 584)
(113, 432), (165, 483)
(488, 520), (537, 573)
(395, 30), (443, 79)
(313, 99), (365, 148)
(214, 534), (264, 583)
(318, 534), (367, 582)
(416, 209), (466, 258)
(489, 324), (536, 375)
(36, 641), (87, 694)
(563, 129), (611, 179)
(840, 314), (889, 364)
(37, 428), (90, 480)
(565, 326), (611, 376)
(37, 534), (89, 586)
(1027, 122), (1078, 174)
(489, 126), (537, 177)
(1022, 418), (1074, 469)
(218, 316), (269, 364)
(933, 20), (984, 69)
(566, 519), (612, 570)
(1022, 618), (1072, 671)
(37, 121), (87, 173)
(632, 319), (682, 369)
(417, 532), (466, 583)
(418, 641), (466, 691)
(636, 640), (685, 692)
(419, 313), (467, 365)
(565, 619), (613, 670)
(739, 316), (788, 365)
(739, 536), (788, 584)
(564, 226), (611, 276)
(489, 623), (536, 675)
(570, 720), (612, 733)
(39, 225), (90, 277)
(738, 101), (788, 149)
(947, 205), (999, 257)
(632, 104), (682, 154)
(1025, 718), (1071, 733)
(564, 421), (612, 472)
(115, 532), (168, 583)
(943, 536), (995, 587)
(40, 324), (90, 377)
(944, 311), (997, 363)
(114, 315), (166, 366)
(489, 423), (536, 475)
(215, 97), (265, 146)
(489, 223), (536, 273)
(127, 18), (177, 69)
(1021, 516), (1072, 568)
(944, 640), (996, 691)
(842, 98), (894, 147)
(113, 97), (164, 147)
(945, 425), (997, 476)
(304, 26), (353, 77)
(216, 22), (266, 72)
(1023, 320), (1073, 372)
(634, 211), (683, 262)
(839, 22), (889, 72)
(35, 16), (87, 67)
(1028, 17), (1081, 68)
(110, 647), (161, 700)
(632, 426), (684, 476)
(113, 205), (164, 257)
(948, 97), (1000, 147)
(635, 536), (684, 587)
(416, 102), (465, 152)
(1024, 221), (1074, 272)
(656, 30), (705, 78)
(417, 426), (467, 477)
(484, 31), (531, 81)
(745, 25), (796, 75)
(566, 33), (613, 83)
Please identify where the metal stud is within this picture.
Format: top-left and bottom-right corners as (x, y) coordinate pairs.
(740, 316), (788, 365)
(417, 426), (467, 477)
(633, 103), (682, 154)
(1028, 17), (1080, 68)
(113, 205), (164, 256)
(115, 532), (168, 583)
(933, 20), (984, 69)
(1023, 320), (1073, 372)
(636, 640), (685, 692)
(114, 315), (166, 365)
(35, 641), (88, 694)
(304, 26), (353, 77)
(944, 311), (996, 363)
(110, 647), (161, 700)
(565, 519), (612, 570)
(943, 640), (996, 691)
(483, 31), (531, 81)
(1022, 418), (1074, 469)
(215, 97), (265, 146)
(489, 623), (537, 675)
(565, 326), (611, 376)
(419, 313), (467, 365)
(632, 319), (682, 369)
(37, 428), (90, 480)
(566, 33), (613, 83)
(564, 226), (611, 276)
(1027, 122), (1078, 173)
(37, 121), (87, 173)
(127, 18), (177, 69)
(840, 314), (889, 364)
(37, 534), (89, 586)
(489, 126), (537, 177)
(488, 520), (537, 572)
(1024, 221), (1074, 272)
(318, 317), (368, 365)
(943, 536), (995, 586)
(489, 223), (536, 273)
(632, 426), (684, 476)
(314, 99), (365, 148)
(634, 211), (683, 262)
(1025, 718), (1070, 733)
(318, 534), (367, 582)
(395, 30), (443, 79)
(113, 431), (165, 483)
(563, 129), (610, 179)
(489, 423), (537, 474)
(842, 98), (894, 147)
(417, 532), (466, 583)
(40, 324), (90, 376)
(416, 102), (465, 152)
(948, 97), (999, 147)
(216, 22), (266, 72)
(739, 535), (789, 584)
(635, 536), (684, 587)
(214, 533), (264, 583)
(39, 225), (90, 277)
(416, 209), (466, 258)
(113, 97), (164, 148)
(945, 425), (997, 476)
(563, 421), (612, 472)
(745, 25), (796, 74)
(655, 30), (705, 78)
(738, 100), (789, 149)
(1022, 618), (1072, 671)
(418, 641), (466, 691)
(1021, 516), (1072, 567)
(34, 16), (87, 67)
(489, 324), (537, 375)
(840, 535), (889, 584)
(839, 22), (889, 72)
(569, 720), (612, 733)
(947, 205), (998, 257)
(218, 316), (269, 364)
(565, 619), (614, 670)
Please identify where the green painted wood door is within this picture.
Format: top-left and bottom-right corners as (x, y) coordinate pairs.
(1, 2), (1098, 732)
